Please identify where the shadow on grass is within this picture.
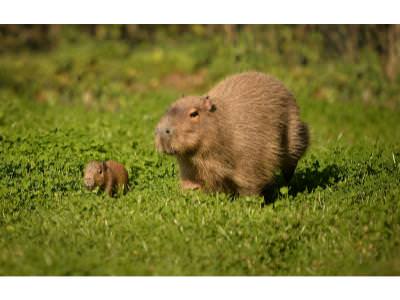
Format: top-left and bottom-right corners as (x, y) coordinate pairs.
(262, 163), (344, 206)
(289, 163), (344, 196)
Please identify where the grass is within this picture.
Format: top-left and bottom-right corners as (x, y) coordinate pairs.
(0, 32), (400, 275)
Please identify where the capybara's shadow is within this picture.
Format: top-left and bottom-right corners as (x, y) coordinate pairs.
(289, 163), (343, 197)
(262, 162), (344, 206)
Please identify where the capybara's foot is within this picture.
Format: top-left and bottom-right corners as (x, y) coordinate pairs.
(181, 180), (201, 190)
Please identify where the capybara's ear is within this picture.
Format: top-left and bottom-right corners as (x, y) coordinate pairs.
(203, 95), (217, 112)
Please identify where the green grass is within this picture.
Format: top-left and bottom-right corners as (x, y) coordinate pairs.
(0, 34), (400, 275)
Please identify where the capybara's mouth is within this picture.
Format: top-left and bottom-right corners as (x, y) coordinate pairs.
(84, 181), (95, 190)
(163, 148), (177, 155)
(155, 135), (177, 155)
(158, 143), (176, 155)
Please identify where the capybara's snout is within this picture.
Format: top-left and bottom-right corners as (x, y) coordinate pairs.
(84, 177), (95, 189)
(156, 126), (174, 138)
(155, 118), (176, 154)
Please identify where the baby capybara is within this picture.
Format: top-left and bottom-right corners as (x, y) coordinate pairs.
(155, 71), (309, 196)
(83, 160), (129, 197)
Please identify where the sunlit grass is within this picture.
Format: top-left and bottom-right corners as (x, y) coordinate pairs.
(0, 37), (399, 275)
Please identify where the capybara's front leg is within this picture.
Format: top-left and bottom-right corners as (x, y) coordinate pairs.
(177, 157), (201, 190)
(181, 179), (201, 190)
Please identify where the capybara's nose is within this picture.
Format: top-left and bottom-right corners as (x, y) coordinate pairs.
(157, 126), (173, 137)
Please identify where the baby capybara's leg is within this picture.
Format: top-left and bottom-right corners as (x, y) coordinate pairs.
(105, 181), (114, 197)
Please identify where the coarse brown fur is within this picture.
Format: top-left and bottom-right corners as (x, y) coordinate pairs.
(155, 71), (309, 196)
(83, 160), (129, 197)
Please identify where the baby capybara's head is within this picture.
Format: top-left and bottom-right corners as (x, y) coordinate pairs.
(155, 95), (217, 156)
(83, 161), (107, 190)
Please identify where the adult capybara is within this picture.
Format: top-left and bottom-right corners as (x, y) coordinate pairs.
(155, 71), (309, 196)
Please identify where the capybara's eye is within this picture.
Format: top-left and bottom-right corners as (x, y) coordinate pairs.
(190, 110), (199, 118)
(98, 169), (102, 174)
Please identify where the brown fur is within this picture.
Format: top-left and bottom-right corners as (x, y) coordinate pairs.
(155, 71), (309, 196)
(83, 160), (129, 197)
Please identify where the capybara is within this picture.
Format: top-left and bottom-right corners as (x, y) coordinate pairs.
(83, 160), (129, 197)
(155, 71), (309, 196)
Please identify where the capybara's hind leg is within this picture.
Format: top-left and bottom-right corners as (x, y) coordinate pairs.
(282, 159), (298, 183)
(284, 120), (309, 183)
(261, 183), (278, 205)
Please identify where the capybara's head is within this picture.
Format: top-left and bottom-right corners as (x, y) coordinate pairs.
(155, 95), (217, 156)
(83, 161), (107, 190)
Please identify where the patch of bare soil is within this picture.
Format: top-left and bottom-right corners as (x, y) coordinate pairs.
(162, 69), (207, 92)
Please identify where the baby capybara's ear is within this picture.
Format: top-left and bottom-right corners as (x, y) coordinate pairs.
(202, 95), (217, 112)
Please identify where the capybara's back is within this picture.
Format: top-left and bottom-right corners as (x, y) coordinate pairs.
(208, 71), (309, 194)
